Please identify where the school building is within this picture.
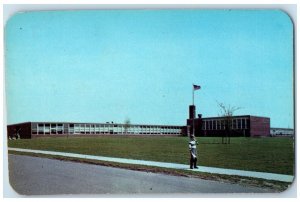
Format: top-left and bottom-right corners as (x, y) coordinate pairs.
(7, 105), (272, 139)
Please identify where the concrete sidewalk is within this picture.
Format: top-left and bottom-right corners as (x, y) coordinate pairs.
(8, 147), (294, 183)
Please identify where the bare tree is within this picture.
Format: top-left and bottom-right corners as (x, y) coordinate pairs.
(217, 102), (241, 144)
(124, 118), (131, 134)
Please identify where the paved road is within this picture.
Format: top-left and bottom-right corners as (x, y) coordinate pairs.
(8, 154), (273, 195)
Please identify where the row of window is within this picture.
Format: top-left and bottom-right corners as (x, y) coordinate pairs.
(68, 124), (179, 129)
(202, 118), (249, 130)
(31, 123), (182, 135)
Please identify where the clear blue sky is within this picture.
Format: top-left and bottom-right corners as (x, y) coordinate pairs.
(5, 10), (294, 128)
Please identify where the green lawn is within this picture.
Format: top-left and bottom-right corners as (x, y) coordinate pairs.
(8, 136), (295, 175)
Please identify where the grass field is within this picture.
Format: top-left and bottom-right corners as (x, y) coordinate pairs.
(8, 136), (295, 175)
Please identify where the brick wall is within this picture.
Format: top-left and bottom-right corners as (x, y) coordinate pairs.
(249, 116), (270, 137)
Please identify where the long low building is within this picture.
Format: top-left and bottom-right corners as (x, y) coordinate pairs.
(7, 122), (183, 139)
(270, 128), (294, 137)
(7, 105), (273, 139)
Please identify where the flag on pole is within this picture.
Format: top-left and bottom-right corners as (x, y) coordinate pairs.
(193, 84), (201, 91)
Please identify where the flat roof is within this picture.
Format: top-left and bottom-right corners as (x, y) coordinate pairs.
(190, 115), (270, 121)
(7, 121), (184, 128)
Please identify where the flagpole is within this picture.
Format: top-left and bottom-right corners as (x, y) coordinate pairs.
(192, 84), (194, 106)
(192, 84), (195, 137)
(191, 84), (201, 137)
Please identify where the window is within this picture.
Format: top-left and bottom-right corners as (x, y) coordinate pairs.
(85, 124), (90, 132)
(32, 123), (38, 134)
(45, 124), (50, 134)
(232, 120), (236, 129)
(217, 120), (221, 130)
(221, 120), (224, 130)
(95, 125), (100, 133)
(80, 124), (85, 134)
(73, 124), (79, 134)
(237, 119), (241, 129)
(202, 121), (206, 130)
(242, 119), (245, 129)
(207, 121), (211, 130)
(51, 124), (57, 134)
(90, 124), (95, 134)
(57, 124), (63, 134)
(212, 120), (216, 130)
(38, 124), (44, 134)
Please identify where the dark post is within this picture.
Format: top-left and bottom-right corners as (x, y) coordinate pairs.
(189, 105), (196, 136)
